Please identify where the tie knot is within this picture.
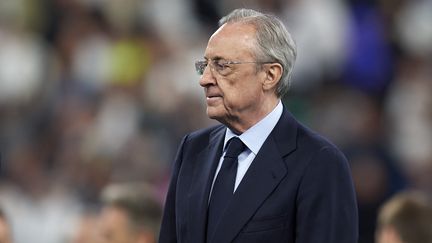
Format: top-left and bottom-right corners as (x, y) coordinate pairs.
(224, 137), (246, 159)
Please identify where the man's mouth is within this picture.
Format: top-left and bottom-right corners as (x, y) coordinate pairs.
(206, 93), (222, 99)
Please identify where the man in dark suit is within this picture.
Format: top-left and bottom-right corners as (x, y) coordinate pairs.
(159, 8), (358, 243)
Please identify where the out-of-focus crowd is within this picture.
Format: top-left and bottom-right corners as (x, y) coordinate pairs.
(0, 0), (431, 242)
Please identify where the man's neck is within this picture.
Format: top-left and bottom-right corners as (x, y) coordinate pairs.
(221, 98), (280, 134)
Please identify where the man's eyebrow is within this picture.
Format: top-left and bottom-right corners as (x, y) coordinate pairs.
(204, 56), (225, 61)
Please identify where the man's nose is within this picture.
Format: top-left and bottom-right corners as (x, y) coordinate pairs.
(199, 65), (216, 87)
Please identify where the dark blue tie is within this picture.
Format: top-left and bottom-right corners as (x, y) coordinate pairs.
(207, 137), (246, 241)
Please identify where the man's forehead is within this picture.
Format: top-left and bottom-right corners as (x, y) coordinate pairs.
(205, 23), (256, 58)
(210, 22), (256, 42)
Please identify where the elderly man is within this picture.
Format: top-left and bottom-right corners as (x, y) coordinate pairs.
(159, 8), (358, 243)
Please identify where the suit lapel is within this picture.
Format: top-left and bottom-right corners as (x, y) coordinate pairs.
(209, 109), (298, 243)
(187, 127), (225, 243)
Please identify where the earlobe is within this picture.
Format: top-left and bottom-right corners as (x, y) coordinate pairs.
(263, 63), (283, 91)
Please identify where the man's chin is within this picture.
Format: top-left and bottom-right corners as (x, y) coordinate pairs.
(206, 112), (219, 120)
(206, 108), (224, 121)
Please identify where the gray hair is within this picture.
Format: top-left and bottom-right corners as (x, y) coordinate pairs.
(219, 9), (297, 97)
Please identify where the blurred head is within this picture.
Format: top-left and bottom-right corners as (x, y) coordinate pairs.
(0, 209), (12, 243)
(197, 8), (296, 133)
(97, 183), (162, 243)
(376, 191), (432, 243)
(71, 212), (99, 243)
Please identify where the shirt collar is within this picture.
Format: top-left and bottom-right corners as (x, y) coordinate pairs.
(224, 100), (283, 155)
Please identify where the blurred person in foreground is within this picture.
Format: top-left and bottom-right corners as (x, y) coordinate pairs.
(159, 8), (358, 243)
(376, 191), (432, 243)
(0, 208), (12, 243)
(97, 183), (162, 243)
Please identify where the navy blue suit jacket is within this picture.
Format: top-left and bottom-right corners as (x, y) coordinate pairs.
(159, 108), (358, 243)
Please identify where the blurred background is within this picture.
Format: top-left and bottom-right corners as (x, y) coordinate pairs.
(0, 0), (431, 242)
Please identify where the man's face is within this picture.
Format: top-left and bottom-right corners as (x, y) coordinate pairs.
(0, 218), (11, 243)
(97, 206), (136, 243)
(199, 22), (269, 131)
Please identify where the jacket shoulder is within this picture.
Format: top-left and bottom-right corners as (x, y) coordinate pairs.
(296, 122), (342, 154)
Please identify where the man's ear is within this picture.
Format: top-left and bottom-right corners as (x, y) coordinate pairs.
(262, 63), (283, 92)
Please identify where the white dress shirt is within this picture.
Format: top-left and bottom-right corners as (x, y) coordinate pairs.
(211, 101), (283, 193)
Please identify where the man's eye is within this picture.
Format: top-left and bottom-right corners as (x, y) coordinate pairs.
(215, 61), (228, 70)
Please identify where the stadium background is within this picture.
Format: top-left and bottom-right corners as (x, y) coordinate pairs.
(0, 0), (431, 242)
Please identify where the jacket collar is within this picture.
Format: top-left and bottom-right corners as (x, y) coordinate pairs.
(209, 108), (298, 243)
(187, 108), (299, 243)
